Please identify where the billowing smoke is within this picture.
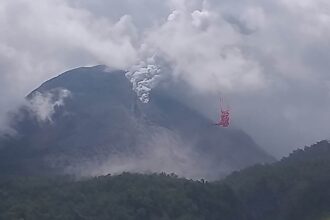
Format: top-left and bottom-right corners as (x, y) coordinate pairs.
(143, 4), (265, 94)
(27, 88), (71, 123)
(125, 57), (162, 103)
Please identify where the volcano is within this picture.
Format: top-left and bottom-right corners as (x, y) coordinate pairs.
(0, 65), (274, 179)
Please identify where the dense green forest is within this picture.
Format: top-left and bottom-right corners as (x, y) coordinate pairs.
(0, 140), (330, 220)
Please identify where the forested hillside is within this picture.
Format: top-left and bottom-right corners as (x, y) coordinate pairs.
(0, 173), (245, 220)
(224, 140), (330, 220)
(0, 141), (329, 220)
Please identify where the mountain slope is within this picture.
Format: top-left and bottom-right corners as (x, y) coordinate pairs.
(0, 65), (274, 179)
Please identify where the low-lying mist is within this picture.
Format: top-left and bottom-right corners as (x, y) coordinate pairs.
(61, 127), (231, 180)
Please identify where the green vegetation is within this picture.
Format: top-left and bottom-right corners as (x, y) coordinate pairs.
(0, 140), (330, 220)
(0, 174), (244, 220)
(224, 140), (330, 220)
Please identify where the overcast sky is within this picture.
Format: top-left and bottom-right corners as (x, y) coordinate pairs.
(1, 0), (330, 157)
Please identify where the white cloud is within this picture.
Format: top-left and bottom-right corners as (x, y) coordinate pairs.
(142, 2), (266, 94)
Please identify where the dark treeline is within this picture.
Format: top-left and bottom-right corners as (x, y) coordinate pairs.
(1, 140), (330, 220)
(0, 173), (244, 220)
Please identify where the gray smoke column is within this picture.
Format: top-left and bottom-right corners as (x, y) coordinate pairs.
(126, 57), (162, 103)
